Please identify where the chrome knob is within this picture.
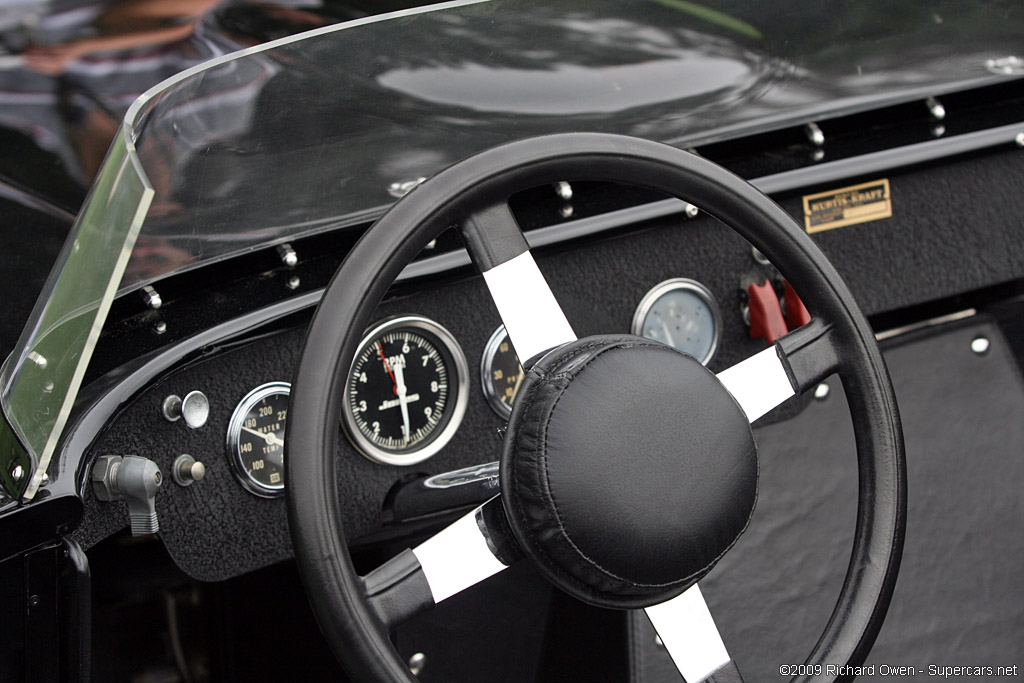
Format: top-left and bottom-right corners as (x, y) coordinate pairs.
(172, 454), (206, 486)
(162, 391), (210, 429)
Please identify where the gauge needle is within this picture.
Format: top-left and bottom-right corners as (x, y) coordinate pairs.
(378, 343), (398, 396)
(242, 426), (284, 447)
(658, 318), (677, 348)
(393, 360), (411, 444)
(509, 365), (525, 405)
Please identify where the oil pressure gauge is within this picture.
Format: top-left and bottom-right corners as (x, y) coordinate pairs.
(632, 278), (721, 365)
(480, 325), (524, 418)
(226, 382), (290, 497)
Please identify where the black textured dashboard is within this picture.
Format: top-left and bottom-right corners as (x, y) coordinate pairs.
(71, 143), (1024, 581)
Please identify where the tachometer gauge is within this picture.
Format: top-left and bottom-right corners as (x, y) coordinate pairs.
(632, 278), (721, 365)
(343, 316), (468, 466)
(226, 382), (290, 497)
(480, 325), (524, 418)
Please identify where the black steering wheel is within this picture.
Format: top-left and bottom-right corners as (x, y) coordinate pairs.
(286, 133), (906, 683)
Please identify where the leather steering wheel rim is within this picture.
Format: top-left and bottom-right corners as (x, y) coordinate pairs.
(286, 133), (907, 683)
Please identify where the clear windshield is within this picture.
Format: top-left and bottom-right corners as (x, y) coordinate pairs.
(2, 0), (1021, 499)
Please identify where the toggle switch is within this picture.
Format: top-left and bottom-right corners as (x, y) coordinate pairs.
(747, 280), (787, 345)
(783, 280), (812, 329)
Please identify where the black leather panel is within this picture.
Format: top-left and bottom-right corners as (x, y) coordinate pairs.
(460, 201), (530, 272)
(502, 335), (757, 608)
(362, 548), (435, 629)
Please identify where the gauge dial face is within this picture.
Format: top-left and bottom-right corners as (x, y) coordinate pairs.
(480, 325), (524, 418)
(632, 278), (721, 365)
(226, 382), (290, 497)
(343, 316), (468, 466)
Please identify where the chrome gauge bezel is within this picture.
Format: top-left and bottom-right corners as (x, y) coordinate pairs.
(480, 324), (519, 418)
(342, 315), (469, 466)
(631, 278), (722, 365)
(226, 381), (291, 498)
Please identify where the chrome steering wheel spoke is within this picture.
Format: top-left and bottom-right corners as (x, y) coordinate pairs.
(645, 584), (745, 683)
(361, 496), (521, 630)
(718, 318), (839, 423)
(462, 201), (577, 366)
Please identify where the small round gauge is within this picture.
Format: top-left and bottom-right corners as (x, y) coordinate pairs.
(226, 382), (290, 497)
(632, 278), (721, 365)
(343, 316), (468, 466)
(480, 325), (524, 418)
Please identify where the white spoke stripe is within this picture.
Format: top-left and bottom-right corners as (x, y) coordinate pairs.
(716, 345), (796, 423)
(645, 584), (730, 683)
(411, 503), (509, 603)
(481, 251), (576, 363)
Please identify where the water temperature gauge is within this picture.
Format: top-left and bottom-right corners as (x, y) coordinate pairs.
(226, 382), (290, 497)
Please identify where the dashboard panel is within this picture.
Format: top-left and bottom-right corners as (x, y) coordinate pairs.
(72, 208), (770, 580)
(70, 141), (1024, 582)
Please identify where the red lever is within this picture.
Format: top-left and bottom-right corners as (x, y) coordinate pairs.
(783, 280), (812, 329)
(747, 281), (788, 345)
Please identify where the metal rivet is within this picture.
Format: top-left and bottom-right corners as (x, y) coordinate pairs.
(553, 181), (573, 201)
(141, 285), (162, 310)
(814, 383), (830, 400)
(154, 321), (167, 335)
(970, 336), (990, 355)
(925, 97), (945, 120)
(286, 276), (301, 290)
(28, 351), (47, 369)
(11, 464), (24, 481)
(811, 147), (825, 162)
(408, 652), (426, 676)
(931, 124), (946, 138)
(684, 203), (699, 218)
(276, 243), (298, 268)
(805, 122), (825, 146)
(28, 595), (40, 608)
(559, 204), (574, 218)
(1015, 132), (1024, 148)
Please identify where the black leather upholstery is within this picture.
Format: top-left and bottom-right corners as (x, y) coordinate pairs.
(502, 335), (757, 608)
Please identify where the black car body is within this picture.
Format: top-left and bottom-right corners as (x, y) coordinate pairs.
(0, 1), (1022, 681)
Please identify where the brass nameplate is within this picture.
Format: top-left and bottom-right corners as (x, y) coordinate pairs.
(803, 179), (891, 233)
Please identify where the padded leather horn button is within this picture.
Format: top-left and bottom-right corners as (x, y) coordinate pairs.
(500, 335), (758, 609)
